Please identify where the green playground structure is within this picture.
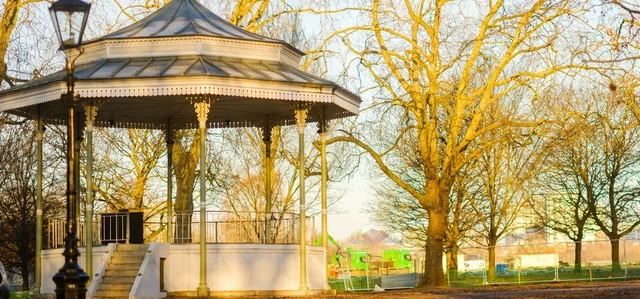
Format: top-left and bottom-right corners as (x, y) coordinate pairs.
(383, 249), (413, 271)
(315, 235), (413, 273)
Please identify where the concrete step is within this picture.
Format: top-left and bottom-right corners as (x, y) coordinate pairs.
(111, 254), (145, 261)
(110, 254), (143, 261)
(101, 276), (136, 284)
(105, 268), (138, 277)
(116, 244), (148, 252)
(93, 297), (128, 299)
(109, 259), (143, 268)
(111, 250), (147, 259)
(98, 283), (131, 291)
(95, 289), (129, 297)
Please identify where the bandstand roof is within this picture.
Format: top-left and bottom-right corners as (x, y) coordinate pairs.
(0, 0), (360, 129)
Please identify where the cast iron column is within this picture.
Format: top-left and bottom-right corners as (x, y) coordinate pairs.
(295, 107), (309, 291)
(194, 100), (211, 297)
(84, 104), (97, 282)
(166, 121), (174, 243)
(318, 112), (329, 289)
(35, 112), (43, 294)
(263, 121), (273, 243)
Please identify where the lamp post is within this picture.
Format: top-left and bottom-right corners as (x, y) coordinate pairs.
(49, 1), (91, 298)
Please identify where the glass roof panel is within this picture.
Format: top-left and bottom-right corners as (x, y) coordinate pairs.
(162, 58), (196, 76)
(88, 61), (127, 79)
(257, 63), (293, 82)
(275, 65), (313, 83)
(207, 59), (245, 78)
(113, 60), (151, 78)
(224, 60), (269, 80)
(137, 59), (173, 77)
(201, 59), (229, 76)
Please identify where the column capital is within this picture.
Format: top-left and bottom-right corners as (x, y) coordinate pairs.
(84, 105), (98, 131)
(193, 101), (211, 127)
(317, 120), (329, 134)
(188, 95), (214, 126)
(294, 109), (308, 134)
(294, 109), (308, 124)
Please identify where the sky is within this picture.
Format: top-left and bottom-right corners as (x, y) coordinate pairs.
(326, 175), (378, 241)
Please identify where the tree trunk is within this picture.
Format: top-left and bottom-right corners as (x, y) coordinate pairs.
(174, 163), (195, 243)
(421, 208), (446, 287)
(447, 246), (459, 271)
(172, 130), (201, 243)
(488, 245), (496, 282)
(21, 263), (29, 291)
(611, 238), (622, 274)
(447, 244), (459, 280)
(574, 241), (582, 273)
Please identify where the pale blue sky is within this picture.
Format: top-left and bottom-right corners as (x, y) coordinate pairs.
(327, 175), (377, 240)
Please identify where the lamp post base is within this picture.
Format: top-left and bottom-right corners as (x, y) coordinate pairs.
(53, 263), (89, 299)
(196, 285), (210, 297)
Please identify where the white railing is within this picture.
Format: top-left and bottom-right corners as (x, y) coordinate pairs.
(47, 210), (312, 248)
(48, 216), (101, 249)
(171, 211), (305, 244)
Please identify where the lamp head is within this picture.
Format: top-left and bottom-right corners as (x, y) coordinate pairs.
(49, 0), (91, 50)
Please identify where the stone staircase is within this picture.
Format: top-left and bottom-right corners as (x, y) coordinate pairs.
(94, 244), (148, 299)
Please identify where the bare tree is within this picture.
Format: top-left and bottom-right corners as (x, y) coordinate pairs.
(0, 0), (54, 89)
(587, 89), (640, 273)
(0, 119), (65, 290)
(90, 129), (165, 211)
(465, 107), (546, 281)
(82, 128), (168, 243)
(323, 0), (588, 286)
(531, 92), (600, 273)
(369, 187), (428, 248)
(213, 123), (355, 241)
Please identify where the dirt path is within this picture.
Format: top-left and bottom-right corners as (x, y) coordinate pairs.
(311, 281), (640, 299)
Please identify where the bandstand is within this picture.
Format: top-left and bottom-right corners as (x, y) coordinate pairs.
(0, 0), (360, 297)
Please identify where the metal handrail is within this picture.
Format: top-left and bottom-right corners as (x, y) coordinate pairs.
(47, 210), (312, 248)
(171, 210), (306, 244)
